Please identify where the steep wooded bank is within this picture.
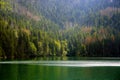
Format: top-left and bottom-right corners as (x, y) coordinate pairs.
(0, 0), (120, 59)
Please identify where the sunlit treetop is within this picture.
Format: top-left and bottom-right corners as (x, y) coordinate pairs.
(0, 0), (12, 11)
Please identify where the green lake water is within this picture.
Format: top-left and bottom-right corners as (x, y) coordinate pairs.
(0, 57), (120, 80)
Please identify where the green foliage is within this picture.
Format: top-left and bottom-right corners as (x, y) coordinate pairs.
(29, 42), (37, 55)
(0, 0), (120, 59)
(61, 40), (68, 56)
(0, 0), (12, 11)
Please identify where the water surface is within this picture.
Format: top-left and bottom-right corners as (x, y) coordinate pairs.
(0, 57), (120, 80)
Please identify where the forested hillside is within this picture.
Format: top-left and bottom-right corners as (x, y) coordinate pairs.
(0, 0), (120, 59)
(17, 0), (120, 28)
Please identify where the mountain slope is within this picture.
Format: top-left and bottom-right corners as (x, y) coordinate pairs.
(16, 0), (120, 29)
(0, 0), (120, 59)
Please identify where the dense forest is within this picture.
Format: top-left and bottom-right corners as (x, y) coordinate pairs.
(0, 0), (120, 59)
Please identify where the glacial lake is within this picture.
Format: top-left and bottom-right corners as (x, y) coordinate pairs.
(0, 57), (120, 80)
